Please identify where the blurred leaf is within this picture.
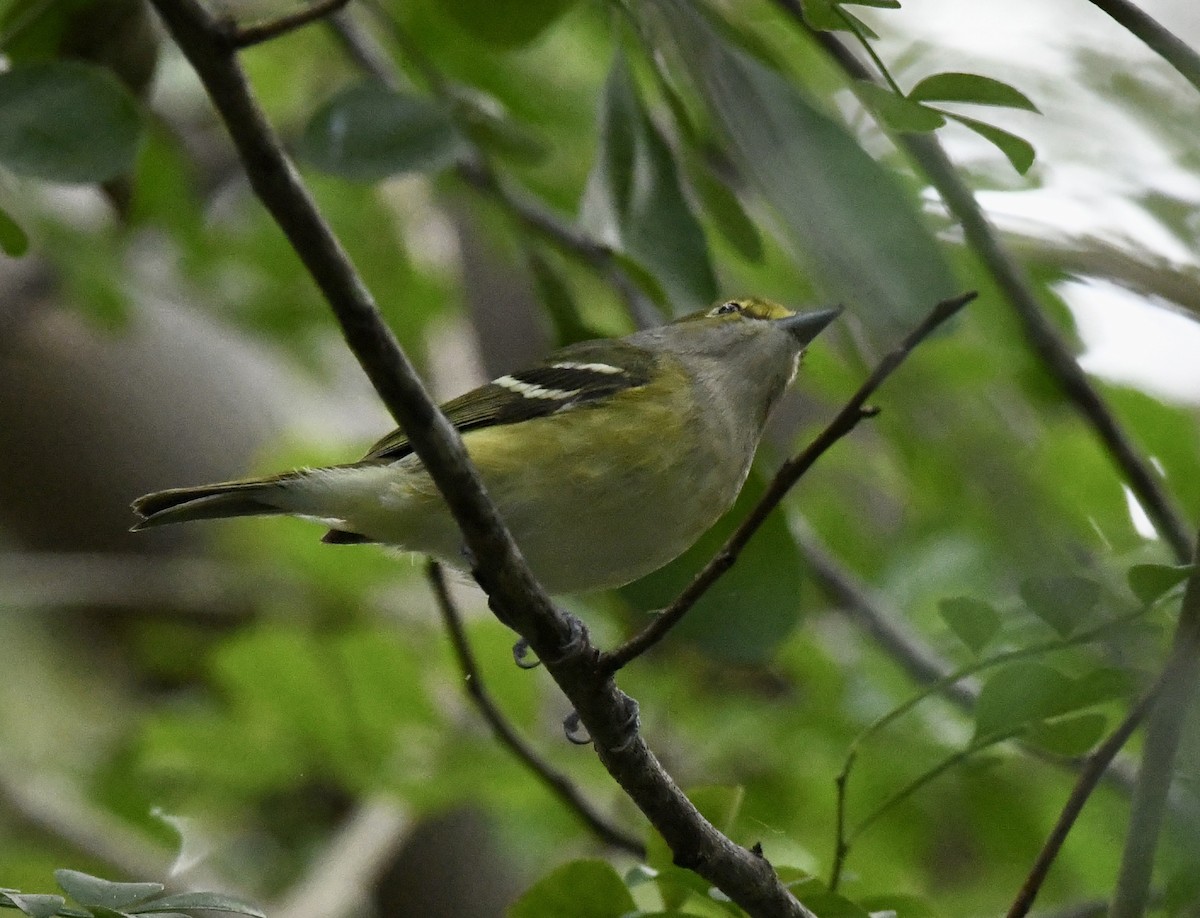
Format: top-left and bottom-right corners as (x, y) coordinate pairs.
(974, 662), (1068, 740)
(855, 81), (946, 133)
(0, 60), (140, 182)
(448, 84), (548, 164)
(799, 0), (885, 36)
(508, 859), (636, 918)
(857, 893), (939, 917)
(685, 158), (764, 262)
(788, 878), (872, 917)
(84, 908), (133, 918)
(134, 891), (265, 915)
(437, 0), (579, 48)
(0, 204), (29, 256)
(1019, 574), (1101, 636)
(299, 82), (465, 181)
(580, 51), (717, 313)
(53, 872), (160, 910)
(1, 893), (66, 918)
(973, 662), (1128, 741)
(938, 596), (1001, 653)
(644, 0), (957, 335)
(528, 252), (603, 345)
(1127, 563), (1197, 606)
(620, 469), (804, 663)
(908, 72), (1039, 112)
(943, 112), (1035, 174)
(1027, 712), (1108, 756)
(688, 785), (745, 836)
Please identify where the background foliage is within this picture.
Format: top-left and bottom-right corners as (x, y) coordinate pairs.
(1, 0), (1199, 916)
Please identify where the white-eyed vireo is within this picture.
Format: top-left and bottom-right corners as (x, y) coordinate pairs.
(132, 298), (839, 593)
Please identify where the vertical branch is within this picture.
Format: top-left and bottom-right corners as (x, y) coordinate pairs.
(1110, 547), (1200, 918)
(771, 2), (1194, 564)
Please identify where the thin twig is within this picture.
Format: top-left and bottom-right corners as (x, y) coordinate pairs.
(1006, 683), (1162, 918)
(232, 0), (352, 49)
(426, 561), (645, 856)
(599, 290), (977, 673)
(827, 609), (1145, 890)
(774, 4), (1194, 564)
(1110, 539), (1200, 918)
(334, 5), (661, 329)
(1083, 0), (1200, 93)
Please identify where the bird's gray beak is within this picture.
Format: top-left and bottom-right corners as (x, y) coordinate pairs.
(775, 306), (842, 345)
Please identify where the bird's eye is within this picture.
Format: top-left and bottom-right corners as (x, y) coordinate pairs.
(711, 301), (743, 317)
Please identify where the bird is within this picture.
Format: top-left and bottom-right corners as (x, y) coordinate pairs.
(132, 298), (839, 593)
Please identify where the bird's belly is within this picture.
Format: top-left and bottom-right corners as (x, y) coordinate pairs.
(322, 399), (749, 593)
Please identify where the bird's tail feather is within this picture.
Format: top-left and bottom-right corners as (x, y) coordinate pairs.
(130, 471), (307, 530)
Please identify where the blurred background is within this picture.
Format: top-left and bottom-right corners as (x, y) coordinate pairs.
(1, 0), (1199, 915)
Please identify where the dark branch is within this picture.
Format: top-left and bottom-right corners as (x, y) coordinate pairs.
(149, 3), (812, 912)
(231, 0), (352, 48)
(1083, 0), (1200, 93)
(774, 3), (1195, 564)
(600, 290), (977, 673)
(1005, 683), (1161, 918)
(1110, 540), (1200, 917)
(426, 561), (645, 857)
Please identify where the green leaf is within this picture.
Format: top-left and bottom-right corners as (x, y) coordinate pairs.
(528, 252), (603, 345)
(855, 81), (946, 133)
(1127, 563), (1198, 606)
(974, 662), (1069, 740)
(686, 159), (764, 262)
(580, 51), (717, 313)
(0, 61), (141, 182)
(788, 878), (872, 917)
(645, 0), (957, 336)
(1019, 574), (1101, 636)
(0, 204), (29, 256)
(508, 860), (636, 918)
(908, 72), (1039, 112)
(85, 908), (133, 918)
(299, 82), (465, 181)
(857, 893), (939, 918)
(943, 112), (1036, 174)
(53, 873), (161, 911)
(688, 785), (745, 836)
(437, 0), (579, 48)
(620, 469), (804, 663)
(800, 0), (884, 36)
(133, 891), (265, 916)
(1027, 712), (1109, 756)
(938, 596), (1001, 653)
(2, 893), (67, 918)
(973, 663), (1128, 742)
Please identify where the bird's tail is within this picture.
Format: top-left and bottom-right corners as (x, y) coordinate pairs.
(130, 471), (308, 530)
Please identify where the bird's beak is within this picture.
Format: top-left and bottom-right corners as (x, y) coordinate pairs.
(775, 306), (842, 345)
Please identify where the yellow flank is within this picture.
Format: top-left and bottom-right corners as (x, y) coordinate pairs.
(332, 358), (748, 593)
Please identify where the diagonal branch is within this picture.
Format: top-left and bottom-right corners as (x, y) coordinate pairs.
(1005, 682), (1161, 918)
(231, 0), (352, 48)
(426, 561), (645, 857)
(148, 3), (811, 913)
(1083, 0), (1200, 93)
(773, 3), (1194, 564)
(1110, 540), (1200, 917)
(600, 290), (976, 673)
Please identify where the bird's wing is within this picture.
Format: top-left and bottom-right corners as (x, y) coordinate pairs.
(358, 338), (656, 463)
